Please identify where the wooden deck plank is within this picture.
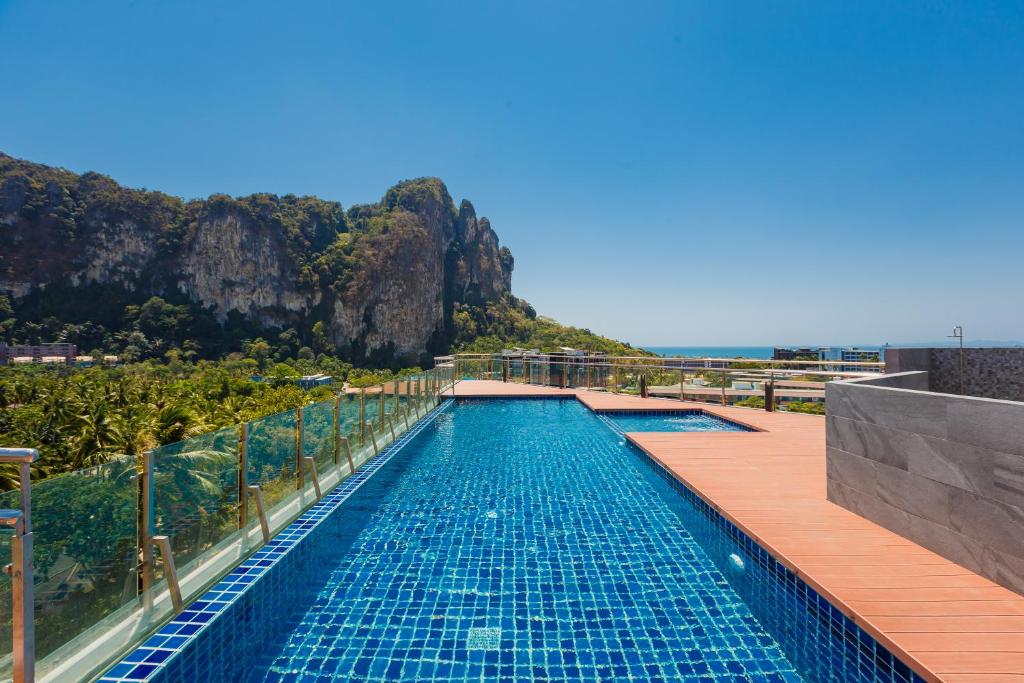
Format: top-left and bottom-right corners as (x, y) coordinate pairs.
(447, 381), (1024, 682)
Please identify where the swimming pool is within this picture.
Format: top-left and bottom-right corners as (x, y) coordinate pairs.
(102, 398), (920, 682)
(602, 410), (752, 433)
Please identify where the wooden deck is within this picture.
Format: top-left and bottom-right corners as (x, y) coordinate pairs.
(445, 380), (1024, 682)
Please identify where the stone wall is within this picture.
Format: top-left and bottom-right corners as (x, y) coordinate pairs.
(885, 347), (1024, 401)
(826, 372), (1024, 595)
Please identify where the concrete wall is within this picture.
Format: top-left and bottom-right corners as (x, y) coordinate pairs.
(826, 372), (1024, 595)
(885, 347), (1024, 402)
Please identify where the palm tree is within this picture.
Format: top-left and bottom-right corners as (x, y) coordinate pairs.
(71, 404), (125, 469)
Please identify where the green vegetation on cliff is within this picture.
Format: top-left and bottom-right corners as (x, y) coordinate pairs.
(1, 152), (635, 364)
(451, 298), (642, 355)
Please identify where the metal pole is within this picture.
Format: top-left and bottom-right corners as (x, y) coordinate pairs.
(367, 423), (379, 455)
(295, 407), (304, 489)
(333, 395), (341, 468)
(378, 386), (385, 430)
(152, 536), (183, 615)
(342, 436), (355, 473)
(237, 424), (249, 529)
(359, 389), (366, 446)
(302, 457), (322, 499)
(247, 485), (270, 544)
(0, 448), (37, 683)
(141, 449), (155, 612)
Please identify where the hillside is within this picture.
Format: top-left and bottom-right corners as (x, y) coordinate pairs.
(0, 152), (638, 365)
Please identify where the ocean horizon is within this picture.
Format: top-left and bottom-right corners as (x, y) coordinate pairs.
(643, 345), (885, 359)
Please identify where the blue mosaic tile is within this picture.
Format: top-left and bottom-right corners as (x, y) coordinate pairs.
(102, 397), (925, 683)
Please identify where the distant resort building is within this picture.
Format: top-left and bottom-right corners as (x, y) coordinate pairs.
(297, 373), (333, 389)
(249, 373), (334, 388)
(773, 345), (880, 370)
(0, 342), (78, 366)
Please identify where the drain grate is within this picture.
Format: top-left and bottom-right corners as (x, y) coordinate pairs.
(466, 627), (501, 649)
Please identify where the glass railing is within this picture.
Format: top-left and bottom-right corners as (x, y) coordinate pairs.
(0, 365), (455, 682)
(449, 353), (883, 414)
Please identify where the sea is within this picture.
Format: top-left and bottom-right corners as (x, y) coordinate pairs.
(643, 345), (884, 359)
(643, 341), (1022, 359)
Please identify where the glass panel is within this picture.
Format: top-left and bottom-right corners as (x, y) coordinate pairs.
(246, 409), (298, 512)
(337, 392), (361, 455)
(301, 399), (336, 472)
(152, 427), (239, 570)
(0, 456), (138, 674)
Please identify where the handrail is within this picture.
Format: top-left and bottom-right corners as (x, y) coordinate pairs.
(443, 351), (884, 371)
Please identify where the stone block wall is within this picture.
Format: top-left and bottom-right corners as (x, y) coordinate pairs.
(885, 347), (1024, 401)
(826, 372), (1024, 595)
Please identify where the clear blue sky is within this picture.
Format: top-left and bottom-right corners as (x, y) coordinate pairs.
(2, 1), (1022, 346)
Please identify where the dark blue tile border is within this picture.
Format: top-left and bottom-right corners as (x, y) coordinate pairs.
(97, 399), (455, 683)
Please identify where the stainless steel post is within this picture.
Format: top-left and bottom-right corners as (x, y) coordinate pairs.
(141, 449), (155, 612)
(378, 387), (385, 430)
(237, 424), (249, 529)
(295, 407), (304, 489)
(367, 423), (379, 454)
(0, 447), (38, 683)
(302, 457), (322, 499)
(152, 536), (183, 615)
(333, 395), (341, 467)
(342, 436), (355, 473)
(359, 389), (366, 446)
(247, 485), (270, 544)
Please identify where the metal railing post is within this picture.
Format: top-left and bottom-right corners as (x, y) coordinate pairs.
(237, 424), (249, 529)
(367, 423), (379, 455)
(152, 536), (183, 615)
(359, 389), (366, 446)
(678, 369), (685, 401)
(302, 457), (322, 499)
(341, 436), (355, 473)
(141, 449), (155, 613)
(333, 395), (341, 467)
(0, 448), (38, 683)
(247, 485), (270, 544)
(378, 387), (385, 430)
(295, 407), (304, 489)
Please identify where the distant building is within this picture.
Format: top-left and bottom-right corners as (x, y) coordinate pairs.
(773, 346), (880, 371)
(772, 347), (821, 361)
(0, 343), (77, 366)
(297, 374), (333, 389)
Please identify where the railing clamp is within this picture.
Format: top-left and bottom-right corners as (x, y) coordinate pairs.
(247, 485), (271, 544)
(302, 456), (322, 499)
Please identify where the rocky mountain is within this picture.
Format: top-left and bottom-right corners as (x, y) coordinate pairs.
(0, 152), (518, 365)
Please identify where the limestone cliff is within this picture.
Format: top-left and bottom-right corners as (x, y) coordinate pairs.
(0, 152), (513, 364)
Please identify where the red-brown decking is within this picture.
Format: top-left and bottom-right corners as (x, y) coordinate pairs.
(445, 380), (1024, 683)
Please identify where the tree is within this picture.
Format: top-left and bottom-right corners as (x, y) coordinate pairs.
(244, 338), (272, 370)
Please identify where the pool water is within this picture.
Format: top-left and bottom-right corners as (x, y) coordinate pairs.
(111, 398), (920, 682)
(605, 410), (750, 433)
(249, 399), (800, 681)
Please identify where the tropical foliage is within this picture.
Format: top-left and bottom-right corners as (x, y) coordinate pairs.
(451, 298), (645, 355)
